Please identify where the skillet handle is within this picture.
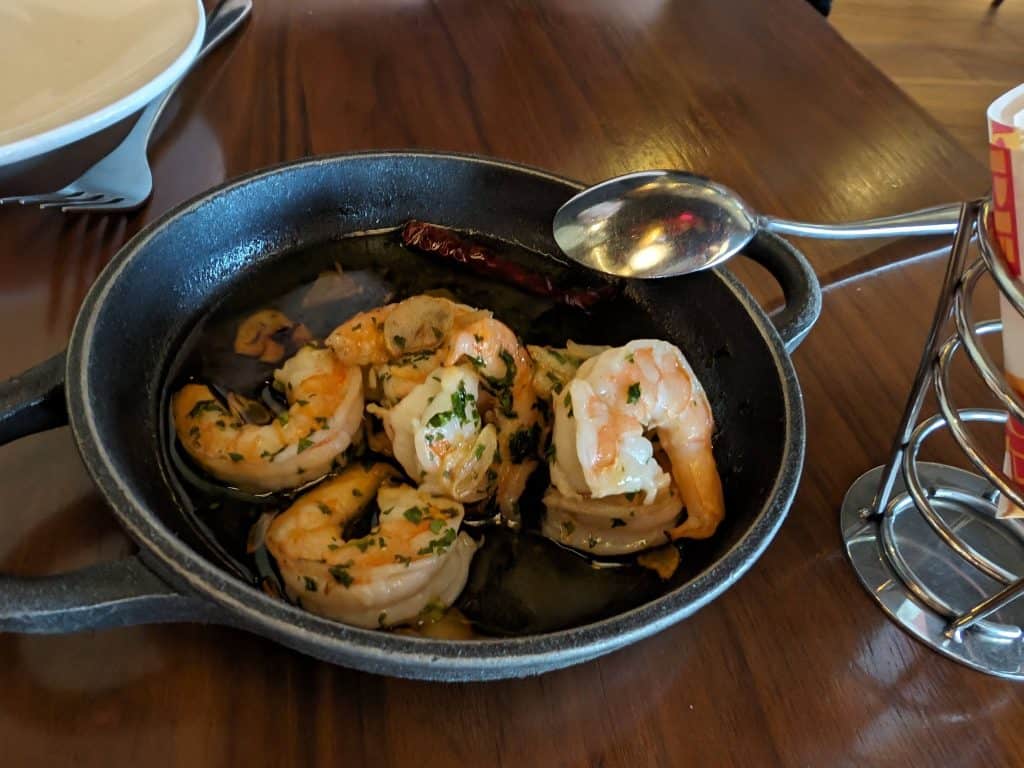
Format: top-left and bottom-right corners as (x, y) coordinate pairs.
(740, 233), (822, 353)
(0, 556), (221, 632)
(0, 352), (68, 445)
(0, 354), (217, 632)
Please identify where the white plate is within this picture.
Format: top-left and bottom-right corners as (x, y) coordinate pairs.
(0, 0), (204, 167)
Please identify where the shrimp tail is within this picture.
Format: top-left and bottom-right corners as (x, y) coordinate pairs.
(663, 437), (725, 540)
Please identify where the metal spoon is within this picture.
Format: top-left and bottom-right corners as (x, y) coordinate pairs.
(552, 170), (963, 278)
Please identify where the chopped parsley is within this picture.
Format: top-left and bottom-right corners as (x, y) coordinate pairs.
(424, 381), (478, 431)
(429, 518), (445, 534)
(316, 502), (332, 515)
(586, 536), (599, 549)
(392, 334), (406, 349)
(474, 443), (486, 460)
(403, 506), (424, 524)
(417, 528), (457, 556)
(228, 452), (244, 463)
(394, 554), (412, 566)
(352, 488), (363, 497)
(450, 380), (471, 421)
(419, 600), (447, 623)
(426, 411), (451, 428)
(188, 399), (225, 418)
(624, 491), (638, 502)
(353, 537), (375, 553)
(508, 424), (542, 464)
(328, 564), (354, 587)
(432, 326), (444, 341)
(479, 349), (517, 417)
(495, 389), (515, 418)
(277, 411), (290, 426)
(297, 436), (314, 453)
(303, 576), (318, 592)
(296, 399), (309, 406)
(627, 382), (642, 404)
(611, 518), (626, 528)
(532, 398), (551, 419)
(396, 349), (437, 364)
(625, 353), (635, 364)
(561, 520), (576, 536)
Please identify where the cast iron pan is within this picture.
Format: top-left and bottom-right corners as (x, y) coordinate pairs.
(0, 153), (819, 681)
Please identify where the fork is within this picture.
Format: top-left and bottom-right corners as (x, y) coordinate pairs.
(0, 0), (252, 214)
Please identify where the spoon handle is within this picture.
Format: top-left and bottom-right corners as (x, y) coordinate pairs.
(762, 202), (962, 239)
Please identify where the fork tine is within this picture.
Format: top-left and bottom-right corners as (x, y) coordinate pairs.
(14, 190), (84, 206)
(39, 194), (107, 210)
(60, 196), (134, 215)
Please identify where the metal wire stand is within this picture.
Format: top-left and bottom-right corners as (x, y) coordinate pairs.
(841, 199), (1024, 679)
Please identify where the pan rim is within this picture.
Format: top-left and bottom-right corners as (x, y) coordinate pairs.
(67, 151), (805, 678)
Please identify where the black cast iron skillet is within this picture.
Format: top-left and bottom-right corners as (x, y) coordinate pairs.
(0, 153), (820, 681)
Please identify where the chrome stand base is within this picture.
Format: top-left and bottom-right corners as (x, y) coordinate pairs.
(842, 462), (1024, 680)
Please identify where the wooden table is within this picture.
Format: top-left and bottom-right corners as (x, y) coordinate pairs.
(1, 1), (1018, 765)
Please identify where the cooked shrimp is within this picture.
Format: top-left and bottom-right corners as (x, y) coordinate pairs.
(370, 366), (499, 502)
(327, 295), (487, 405)
(328, 294), (546, 515)
(172, 346), (363, 493)
(265, 464), (478, 629)
(542, 474), (683, 555)
(445, 315), (544, 517)
(549, 339), (724, 540)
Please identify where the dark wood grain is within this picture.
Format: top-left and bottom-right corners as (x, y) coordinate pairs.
(0, 1), (1017, 766)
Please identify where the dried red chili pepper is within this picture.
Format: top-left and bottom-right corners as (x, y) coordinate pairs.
(401, 221), (616, 310)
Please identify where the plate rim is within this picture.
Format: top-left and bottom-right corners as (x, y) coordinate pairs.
(0, 0), (205, 167)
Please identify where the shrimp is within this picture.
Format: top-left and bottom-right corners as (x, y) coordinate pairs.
(445, 315), (544, 518)
(328, 294), (546, 515)
(265, 463), (478, 629)
(172, 346), (363, 493)
(542, 474), (683, 555)
(549, 339), (724, 540)
(369, 366), (499, 503)
(327, 295), (487, 404)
